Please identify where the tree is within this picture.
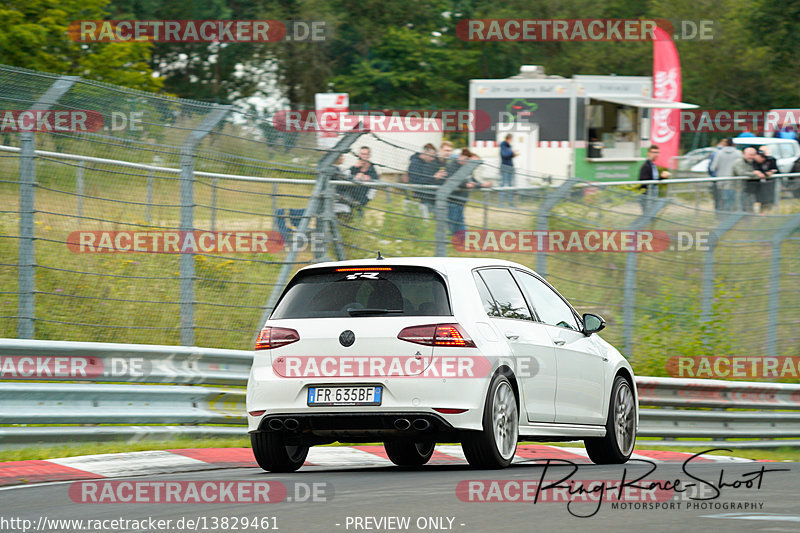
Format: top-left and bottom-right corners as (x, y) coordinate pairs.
(330, 26), (479, 108)
(107, 0), (234, 101)
(0, 0), (162, 91)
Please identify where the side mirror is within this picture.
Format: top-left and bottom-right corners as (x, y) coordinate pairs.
(583, 313), (605, 335)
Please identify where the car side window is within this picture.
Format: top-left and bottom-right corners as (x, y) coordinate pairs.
(473, 272), (500, 317)
(476, 269), (532, 320)
(515, 272), (580, 331)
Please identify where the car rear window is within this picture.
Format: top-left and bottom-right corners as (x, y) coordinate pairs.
(271, 266), (451, 319)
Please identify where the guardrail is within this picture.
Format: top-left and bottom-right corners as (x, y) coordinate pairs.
(2, 340), (799, 448)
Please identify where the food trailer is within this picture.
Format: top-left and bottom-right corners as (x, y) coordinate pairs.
(469, 66), (696, 182)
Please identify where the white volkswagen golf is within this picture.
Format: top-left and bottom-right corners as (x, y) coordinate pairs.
(246, 257), (637, 471)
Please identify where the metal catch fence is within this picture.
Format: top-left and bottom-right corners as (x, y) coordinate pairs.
(1, 63), (800, 370)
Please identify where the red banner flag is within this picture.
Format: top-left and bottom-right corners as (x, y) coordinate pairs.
(651, 27), (681, 168)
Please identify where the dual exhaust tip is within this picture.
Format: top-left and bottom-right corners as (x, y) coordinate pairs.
(394, 418), (431, 431)
(268, 418), (300, 431)
(266, 417), (431, 432)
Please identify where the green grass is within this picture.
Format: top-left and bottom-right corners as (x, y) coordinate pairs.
(630, 445), (800, 462)
(0, 437), (250, 462)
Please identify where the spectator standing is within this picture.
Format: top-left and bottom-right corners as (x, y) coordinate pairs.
(732, 147), (758, 211)
(789, 154), (800, 198)
(406, 143), (440, 217)
(638, 145), (670, 212)
(752, 148), (778, 212)
(447, 149), (490, 240)
(338, 146), (378, 209)
(499, 134), (518, 207)
(437, 141), (455, 171)
(708, 139), (727, 209)
(709, 139), (740, 212)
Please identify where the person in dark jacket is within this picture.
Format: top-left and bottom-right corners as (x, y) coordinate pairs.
(789, 155), (800, 198)
(406, 143), (442, 216)
(753, 148), (778, 211)
(638, 145), (671, 212)
(499, 134), (518, 206)
(337, 146), (378, 208)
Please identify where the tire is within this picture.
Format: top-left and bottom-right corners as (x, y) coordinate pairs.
(383, 440), (435, 466)
(462, 374), (518, 469)
(585, 375), (636, 464)
(251, 432), (309, 473)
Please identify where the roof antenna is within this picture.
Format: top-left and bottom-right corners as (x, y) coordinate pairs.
(376, 251), (384, 260)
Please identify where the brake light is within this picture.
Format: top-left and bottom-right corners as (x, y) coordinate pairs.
(255, 327), (299, 350)
(335, 267), (393, 272)
(397, 323), (476, 348)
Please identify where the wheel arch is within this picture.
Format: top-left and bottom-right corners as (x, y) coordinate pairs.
(613, 366), (638, 425)
(493, 365), (520, 413)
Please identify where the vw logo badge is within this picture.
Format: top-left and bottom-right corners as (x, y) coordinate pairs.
(339, 330), (355, 347)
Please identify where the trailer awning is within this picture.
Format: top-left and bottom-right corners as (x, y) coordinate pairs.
(591, 96), (698, 109)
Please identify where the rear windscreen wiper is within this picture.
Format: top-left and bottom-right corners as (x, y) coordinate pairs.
(347, 308), (404, 316)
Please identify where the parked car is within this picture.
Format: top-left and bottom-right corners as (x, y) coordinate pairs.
(246, 257), (638, 471)
(677, 147), (716, 171)
(687, 137), (800, 173)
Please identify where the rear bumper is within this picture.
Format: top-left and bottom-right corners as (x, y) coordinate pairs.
(246, 363), (490, 434)
(251, 412), (461, 442)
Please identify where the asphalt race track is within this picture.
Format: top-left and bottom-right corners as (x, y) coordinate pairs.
(1, 449), (798, 533)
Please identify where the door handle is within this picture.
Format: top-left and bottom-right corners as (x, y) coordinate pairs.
(553, 338), (566, 346)
(505, 333), (519, 341)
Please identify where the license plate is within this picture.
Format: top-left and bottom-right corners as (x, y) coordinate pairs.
(307, 385), (382, 406)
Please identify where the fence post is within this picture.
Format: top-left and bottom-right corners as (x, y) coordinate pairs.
(271, 182), (278, 230)
(766, 213), (800, 357)
(622, 197), (668, 359)
(146, 170), (154, 224)
(321, 174), (346, 261)
(483, 189), (489, 230)
(17, 75), (79, 339)
(535, 179), (578, 276)
(76, 160), (85, 219)
(210, 177), (218, 231)
(434, 159), (481, 257)
(178, 105), (231, 346)
(256, 131), (362, 335)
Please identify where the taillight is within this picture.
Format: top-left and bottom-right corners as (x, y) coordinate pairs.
(255, 327), (299, 350)
(397, 323), (476, 348)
